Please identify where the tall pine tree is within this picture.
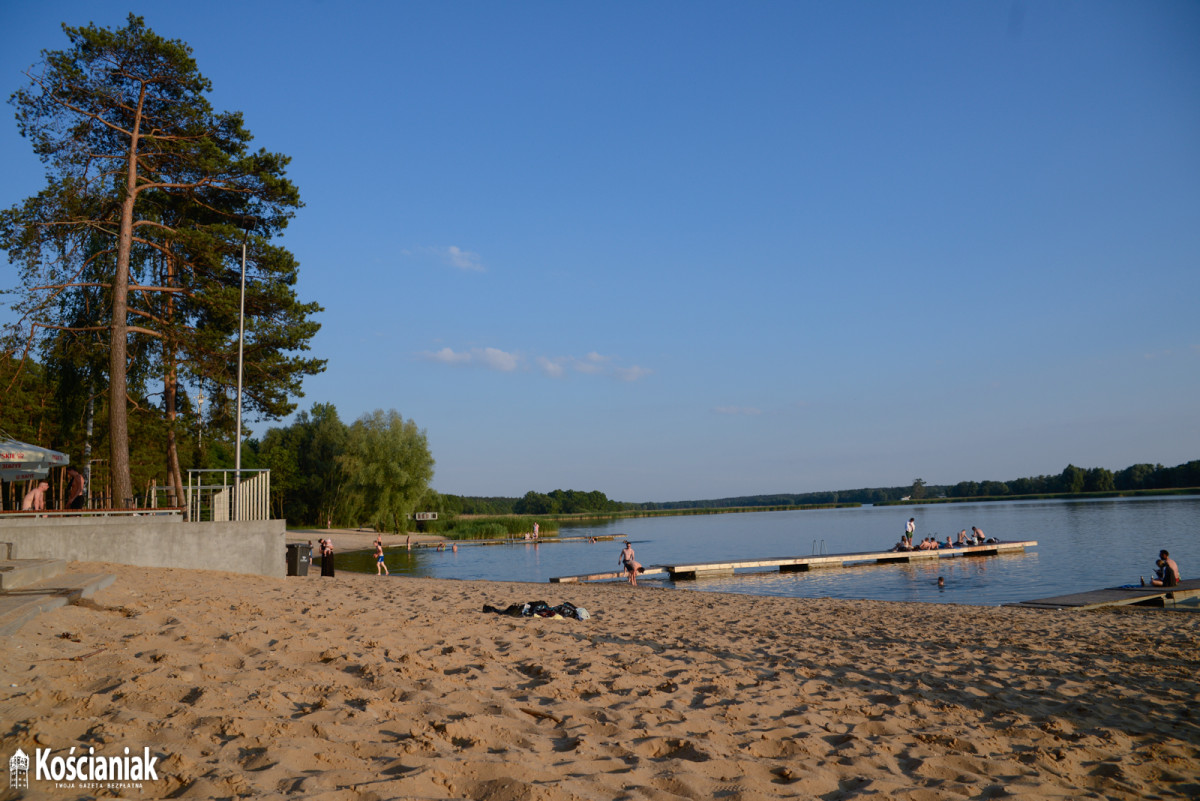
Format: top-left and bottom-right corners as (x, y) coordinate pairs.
(2, 15), (323, 506)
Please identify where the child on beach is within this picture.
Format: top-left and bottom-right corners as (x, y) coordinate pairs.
(375, 540), (388, 576)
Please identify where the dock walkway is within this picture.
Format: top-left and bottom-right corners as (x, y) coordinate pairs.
(1004, 578), (1200, 611)
(550, 540), (1037, 584)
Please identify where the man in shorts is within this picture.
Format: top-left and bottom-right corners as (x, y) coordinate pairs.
(1151, 549), (1180, 587)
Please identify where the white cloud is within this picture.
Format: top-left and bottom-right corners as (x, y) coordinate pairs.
(429, 345), (650, 381)
(715, 405), (762, 416)
(424, 346), (519, 371)
(573, 352), (609, 374)
(537, 356), (566, 378)
(406, 246), (485, 272)
(479, 347), (519, 372)
(615, 365), (652, 382)
(445, 245), (484, 272)
(429, 347), (472, 365)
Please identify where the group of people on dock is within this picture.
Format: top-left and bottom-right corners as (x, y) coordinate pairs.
(892, 519), (995, 552)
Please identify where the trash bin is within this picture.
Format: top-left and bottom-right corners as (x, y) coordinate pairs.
(286, 543), (312, 576)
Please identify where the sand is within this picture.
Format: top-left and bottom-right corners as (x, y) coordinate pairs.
(2, 563), (1197, 800)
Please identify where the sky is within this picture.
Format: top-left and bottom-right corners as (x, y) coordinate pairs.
(1, 1), (1198, 503)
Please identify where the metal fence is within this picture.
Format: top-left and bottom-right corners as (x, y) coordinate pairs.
(186, 469), (271, 522)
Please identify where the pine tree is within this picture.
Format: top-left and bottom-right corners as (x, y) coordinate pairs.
(3, 15), (323, 506)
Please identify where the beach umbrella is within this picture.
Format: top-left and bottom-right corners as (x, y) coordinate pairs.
(0, 439), (70, 483)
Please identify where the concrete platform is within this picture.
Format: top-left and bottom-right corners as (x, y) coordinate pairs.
(0, 565), (117, 637)
(0, 558), (70, 592)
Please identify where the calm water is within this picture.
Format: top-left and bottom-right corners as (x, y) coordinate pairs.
(338, 496), (1199, 606)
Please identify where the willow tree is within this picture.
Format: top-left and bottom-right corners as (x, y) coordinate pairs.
(2, 15), (323, 506)
(339, 410), (435, 533)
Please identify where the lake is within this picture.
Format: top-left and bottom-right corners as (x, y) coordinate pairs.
(339, 496), (1199, 606)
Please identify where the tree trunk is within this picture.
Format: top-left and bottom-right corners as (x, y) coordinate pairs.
(108, 84), (147, 509)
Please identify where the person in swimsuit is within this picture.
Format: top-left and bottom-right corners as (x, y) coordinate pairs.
(619, 541), (641, 586)
(1150, 550), (1180, 587)
(375, 539), (388, 576)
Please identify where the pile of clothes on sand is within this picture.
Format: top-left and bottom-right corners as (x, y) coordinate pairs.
(482, 600), (590, 620)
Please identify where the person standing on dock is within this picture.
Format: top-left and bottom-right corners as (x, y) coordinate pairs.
(905, 518), (915, 548)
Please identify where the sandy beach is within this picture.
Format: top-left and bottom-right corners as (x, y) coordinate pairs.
(2, 563), (1197, 800)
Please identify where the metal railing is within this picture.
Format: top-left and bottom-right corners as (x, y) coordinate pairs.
(186, 469), (271, 522)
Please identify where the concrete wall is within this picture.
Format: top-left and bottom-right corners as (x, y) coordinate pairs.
(0, 515), (286, 577)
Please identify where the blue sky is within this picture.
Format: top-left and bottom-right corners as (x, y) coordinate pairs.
(2, 2), (1198, 502)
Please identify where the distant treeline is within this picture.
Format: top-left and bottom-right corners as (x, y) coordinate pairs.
(442, 460), (1200, 515)
(442, 489), (633, 517)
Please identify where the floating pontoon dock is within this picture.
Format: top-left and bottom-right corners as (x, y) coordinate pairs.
(550, 540), (1037, 583)
(1004, 578), (1200, 611)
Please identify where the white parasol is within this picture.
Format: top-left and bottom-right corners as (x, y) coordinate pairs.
(0, 439), (70, 483)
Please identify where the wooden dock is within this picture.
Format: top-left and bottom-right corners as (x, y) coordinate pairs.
(1005, 578), (1200, 611)
(549, 540), (1037, 583)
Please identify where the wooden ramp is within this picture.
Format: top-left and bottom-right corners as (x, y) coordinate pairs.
(550, 540), (1037, 583)
(1005, 578), (1200, 611)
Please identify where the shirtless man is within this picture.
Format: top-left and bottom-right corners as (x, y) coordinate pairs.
(1151, 550), (1180, 587)
(65, 466), (85, 509)
(619, 541), (641, 586)
(21, 481), (49, 511)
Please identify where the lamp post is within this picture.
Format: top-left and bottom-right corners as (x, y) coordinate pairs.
(193, 391), (204, 448)
(234, 237), (247, 520)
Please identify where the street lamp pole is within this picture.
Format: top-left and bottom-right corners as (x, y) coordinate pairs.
(194, 391), (204, 448)
(234, 237), (247, 520)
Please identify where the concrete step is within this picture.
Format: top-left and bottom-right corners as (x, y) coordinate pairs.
(0, 572), (117, 637)
(0, 558), (68, 591)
